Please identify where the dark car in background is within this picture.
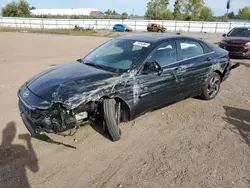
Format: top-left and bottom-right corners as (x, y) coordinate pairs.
(113, 24), (132, 32)
(18, 34), (239, 142)
(219, 27), (250, 58)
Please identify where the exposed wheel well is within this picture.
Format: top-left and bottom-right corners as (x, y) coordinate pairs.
(214, 70), (223, 81)
(114, 97), (130, 122)
(99, 96), (131, 122)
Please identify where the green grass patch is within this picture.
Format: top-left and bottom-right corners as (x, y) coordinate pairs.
(0, 27), (103, 36)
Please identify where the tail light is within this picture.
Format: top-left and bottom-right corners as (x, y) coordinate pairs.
(225, 55), (230, 63)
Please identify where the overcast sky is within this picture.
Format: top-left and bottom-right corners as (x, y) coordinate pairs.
(0, 0), (248, 16)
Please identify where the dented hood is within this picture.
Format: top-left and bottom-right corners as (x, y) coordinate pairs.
(26, 61), (115, 102)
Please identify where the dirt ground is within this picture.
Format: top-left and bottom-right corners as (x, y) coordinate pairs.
(0, 32), (250, 188)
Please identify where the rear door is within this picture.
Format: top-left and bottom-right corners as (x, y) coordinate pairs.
(175, 39), (215, 97)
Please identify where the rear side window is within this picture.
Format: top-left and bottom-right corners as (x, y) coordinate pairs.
(200, 42), (214, 54)
(180, 40), (204, 59)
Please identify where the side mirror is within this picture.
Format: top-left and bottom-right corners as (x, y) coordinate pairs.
(142, 61), (163, 75)
(222, 33), (227, 37)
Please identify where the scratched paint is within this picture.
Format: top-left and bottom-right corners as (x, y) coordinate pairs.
(50, 69), (141, 110)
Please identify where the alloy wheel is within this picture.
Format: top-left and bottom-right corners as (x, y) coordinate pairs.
(207, 76), (220, 98)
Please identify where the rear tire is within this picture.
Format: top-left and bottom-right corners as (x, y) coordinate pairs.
(113, 28), (117, 32)
(103, 99), (121, 141)
(200, 72), (221, 100)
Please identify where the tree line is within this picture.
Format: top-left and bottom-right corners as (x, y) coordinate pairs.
(1, 0), (250, 22)
(145, 0), (250, 21)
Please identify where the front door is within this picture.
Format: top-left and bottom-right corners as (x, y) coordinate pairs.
(131, 40), (181, 116)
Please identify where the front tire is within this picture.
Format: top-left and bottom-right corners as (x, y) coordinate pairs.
(201, 72), (221, 100)
(103, 99), (121, 141)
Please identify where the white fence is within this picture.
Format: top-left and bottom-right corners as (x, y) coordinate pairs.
(1, 17), (250, 33)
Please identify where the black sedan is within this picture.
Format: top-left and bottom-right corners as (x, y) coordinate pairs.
(17, 34), (239, 142)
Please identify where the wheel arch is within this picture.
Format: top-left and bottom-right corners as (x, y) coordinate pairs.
(99, 95), (131, 122)
(213, 70), (223, 81)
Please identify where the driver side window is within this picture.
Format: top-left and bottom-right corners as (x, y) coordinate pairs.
(146, 41), (177, 67)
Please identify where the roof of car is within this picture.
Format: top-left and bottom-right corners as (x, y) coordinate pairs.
(118, 34), (199, 44)
(232, 27), (250, 29)
(229, 27), (250, 31)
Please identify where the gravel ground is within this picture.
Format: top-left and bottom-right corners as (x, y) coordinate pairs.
(0, 32), (249, 188)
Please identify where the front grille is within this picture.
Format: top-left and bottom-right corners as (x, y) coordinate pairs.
(226, 46), (245, 52)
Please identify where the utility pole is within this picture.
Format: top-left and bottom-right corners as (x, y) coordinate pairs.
(226, 0), (232, 22)
(226, 9), (229, 21)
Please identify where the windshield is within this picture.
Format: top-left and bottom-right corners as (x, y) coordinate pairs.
(82, 39), (152, 73)
(227, 28), (250, 37)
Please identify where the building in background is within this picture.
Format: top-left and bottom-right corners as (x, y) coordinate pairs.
(30, 8), (104, 17)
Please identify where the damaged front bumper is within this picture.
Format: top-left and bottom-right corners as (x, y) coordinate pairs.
(18, 92), (54, 141)
(19, 99), (78, 149)
(18, 85), (93, 141)
(18, 97), (78, 137)
(17, 85), (73, 140)
(19, 104), (50, 141)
